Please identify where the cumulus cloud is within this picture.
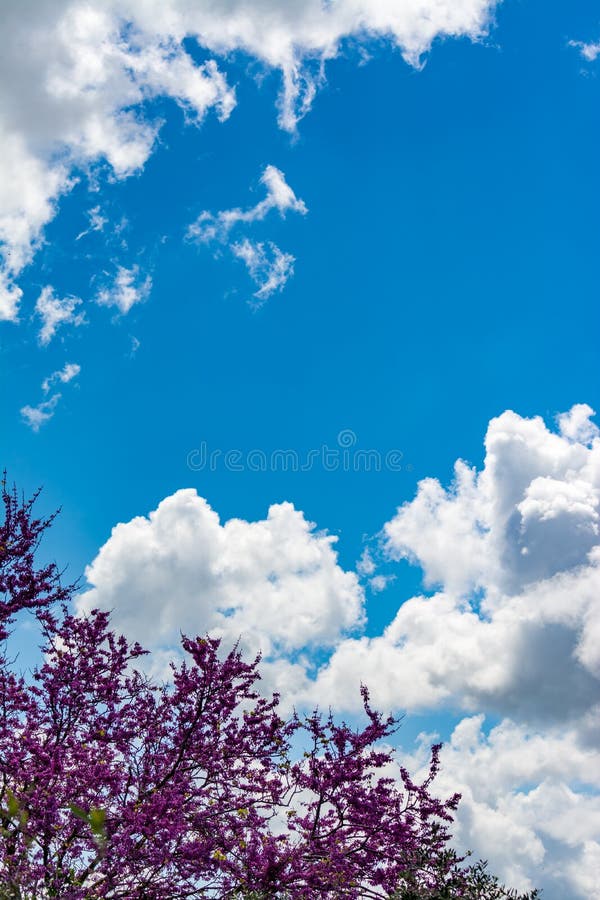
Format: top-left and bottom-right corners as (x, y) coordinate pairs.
(77, 490), (365, 676)
(0, 129), (68, 275)
(0, 124), (71, 313)
(76, 406), (600, 720)
(383, 405), (600, 597)
(142, 0), (495, 132)
(0, 2), (234, 313)
(309, 406), (600, 720)
(400, 715), (600, 898)
(0, 273), (23, 323)
(0, 0), (495, 316)
(188, 165), (307, 243)
(309, 405), (600, 898)
(77, 404), (600, 897)
(557, 402), (600, 444)
(96, 265), (152, 314)
(35, 286), (85, 345)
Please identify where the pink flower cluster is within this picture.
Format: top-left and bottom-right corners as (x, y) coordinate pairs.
(0, 482), (537, 899)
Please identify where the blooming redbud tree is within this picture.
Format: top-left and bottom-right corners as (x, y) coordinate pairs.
(0, 481), (539, 899)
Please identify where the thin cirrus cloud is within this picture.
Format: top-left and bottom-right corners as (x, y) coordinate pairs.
(0, 0), (496, 321)
(21, 362), (81, 431)
(76, 404), (600, 898)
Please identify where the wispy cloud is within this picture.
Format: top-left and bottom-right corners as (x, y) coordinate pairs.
(35, 286), (85, 345)
(76, 404), (600, 897)
(96, 266), (152, 315)
(569, 39), (600, 62)
(356, 548), (394, 593)
(231, 239), (295, 303)
(0, 1), (495, 318)
(189, 166), (305, 304)
(21, 362), (81, 431)
(75, 205), (108, 241)
(188, 165), (307, 243)
(20, 395), (62, 432)
(41, 362), (81, 393)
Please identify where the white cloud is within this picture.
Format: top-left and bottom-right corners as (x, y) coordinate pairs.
(77, 404), (600, 897)
(188, 165), (305, 302)
(0, 272), (23, 323)
(357, 547), (377, 577)
(20, 394), (61, 432)
(35, 286), (85, 345)
(188, 165), (307, 243)
(140, 0), (495, 132)
(231, 239), (295, 303)
(21, 361), (81, 430)
(96, 265), (152, 314)
(565, 841), (600, 898)
(75, 205), (107, 241)
(77, 491), (365, 676)
(0, 123), (71, 289)
(0, 2), (235, 308)
(309, 406), (600, 720)
(41, 362), (81, 393)
(357, 549), (393, 592)
(368, 573), (393, 592)
(557, 402), (600, 444)
(569, 39), (600, 62)
(76, 409), (600, 718)
(399, 716), (600, 899)
(0, 0), (495, 315)
(114, 1), (495, 133)
(385, 406), (600, 597)
(0, 127), (66, 317)
(304, 405), (600, 896)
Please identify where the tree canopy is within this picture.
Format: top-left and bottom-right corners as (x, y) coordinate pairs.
(0, 481), (539, 899)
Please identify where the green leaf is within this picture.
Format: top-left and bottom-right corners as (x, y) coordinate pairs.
(6, 789), (20, 819)
(88, 807), (106, 834)
(69, 803), (90, 823)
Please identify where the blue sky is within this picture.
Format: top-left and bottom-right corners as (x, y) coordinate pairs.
(2, 1), (600, 896)
(3, 0), (599, 563)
